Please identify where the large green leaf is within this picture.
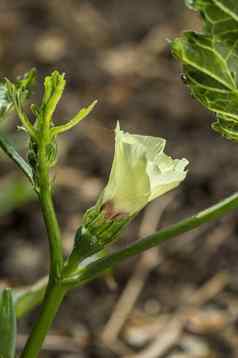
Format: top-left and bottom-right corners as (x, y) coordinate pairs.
(171, 0), (238, 141)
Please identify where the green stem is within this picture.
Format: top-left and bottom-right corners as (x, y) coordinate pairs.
(21, 122), (64, 356)
(38, 183), (63, 280)
(16, 192), (238, 320)
(20, 168), (64, 356)
(37, 131), (64, 280)
(16, 109), (37, 142)
(67, 192), (238, 286)
(19, 191), (238, 356)
(20, 283), (66, 358)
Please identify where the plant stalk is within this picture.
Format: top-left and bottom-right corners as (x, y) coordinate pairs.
(20, 191), (238, 355)
(20, 283), (66, 358)
(69, 192), (238, 286)
(21, 123), (64, 356)
(37, 124), (64, 280)
(38, 182), (63, 280)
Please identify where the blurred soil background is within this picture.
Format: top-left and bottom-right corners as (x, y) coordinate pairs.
(0, 0), (238, 357)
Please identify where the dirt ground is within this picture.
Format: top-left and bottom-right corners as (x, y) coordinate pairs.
(1, 0), (238, 357)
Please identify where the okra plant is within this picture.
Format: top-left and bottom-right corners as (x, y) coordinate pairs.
(0, 0), (238, 356)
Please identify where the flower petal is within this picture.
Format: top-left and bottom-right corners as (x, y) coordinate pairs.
(102, 125), (151, 214)
(100, 122), (189, 216)
(148, 154), (188, 201)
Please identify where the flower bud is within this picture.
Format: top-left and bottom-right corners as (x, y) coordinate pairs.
(71, 123), (188, 263)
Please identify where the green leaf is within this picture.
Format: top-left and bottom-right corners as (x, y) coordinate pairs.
(0, 133), (34, 183)
(16, 67), (36, 91)
(51, 100), (97, 137)
(171, 0), (238, 141)
(40, 70), (66, 125)
(0, 68), (36, 121)
(0, 289), (16, 358)
(0, 84), (12, 120)
(5, 71), (37, 140)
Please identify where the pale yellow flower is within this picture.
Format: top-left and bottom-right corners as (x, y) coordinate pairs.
(99, 123), (188, 216)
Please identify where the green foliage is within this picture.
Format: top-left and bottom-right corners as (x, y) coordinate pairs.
(0, 68), (36, 122)
(0, 134), (33, 183)
(171, 0), (238, 141)
(0, 69), (96, 191)
(40, 71), (66, 126)
(0, 289), (16, 358)
(5, 70), (37, 139)
(51, 99), (97, 137)
(0, 84), (12, 120)
(1, 55), (238, 355)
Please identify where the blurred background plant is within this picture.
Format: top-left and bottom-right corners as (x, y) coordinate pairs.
(1, 0), (238, 357)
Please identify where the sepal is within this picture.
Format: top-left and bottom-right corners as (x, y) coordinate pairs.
(69, 206), (129, 266)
